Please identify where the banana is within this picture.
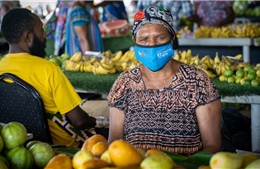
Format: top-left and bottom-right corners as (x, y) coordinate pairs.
(70, 52), (82, 63)
(89, 57), (97, 64)
(214, 52), (221, 65)
(111, 51), (123, 62)
(234, 54), (243, 60)
(99, 59), (115, 70)
(222, 56), (233, 67)
(83, 61), (93, 72)
(202, 68), (217, 78)
(64, 60), (78, 71)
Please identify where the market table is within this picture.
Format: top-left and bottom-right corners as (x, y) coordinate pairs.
(64, 71), (260, 152)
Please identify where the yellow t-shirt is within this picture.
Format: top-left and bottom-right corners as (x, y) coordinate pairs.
(0, 53), (83, 147)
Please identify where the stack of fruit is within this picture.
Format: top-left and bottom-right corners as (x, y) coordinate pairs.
(44, 134), (260, 169)
(0, 122), (55, 169)
(220, 64), (260, 86)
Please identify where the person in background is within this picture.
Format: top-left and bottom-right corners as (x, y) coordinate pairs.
(107, 6), (222, 156)
(96, 0), (128, 23)
(65, 0), (104, 56)
(189, 0), (235, 27)
(0, 8), (97, 148)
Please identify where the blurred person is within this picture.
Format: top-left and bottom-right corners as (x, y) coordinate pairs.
(0, 8), (97, 148)
(95, 0), (128, 22)
(65, 0), (104, 56)
(189, 0), (235, 27)
(107, 6), (222, 156)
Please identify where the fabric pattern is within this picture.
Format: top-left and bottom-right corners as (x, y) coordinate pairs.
(108, 64), (220, 156)
(65, 5), (103, 56)
(193, 0), (233, 26)
(132, 5), (176, 39)
(0, 53), (84, 148)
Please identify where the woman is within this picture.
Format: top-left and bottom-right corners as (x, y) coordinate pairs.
(65, 0), (103, 56)
(107, 6), (222, 156)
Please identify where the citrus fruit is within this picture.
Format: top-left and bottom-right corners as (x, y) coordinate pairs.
(108, 140), (143, 167)
(247, 72), (256, 80)
(244, 65), (254, 72)
(140, 154), (176, 169)
(243, 79), (251, 86)
(256, 69), (260, 77)
(29, 142), (55, 168)
(219, 75), (225, 82)
(251, 80), (259, 87)
(236, 69), (245, 78)
(235, 77), (242, 85)
(0, 136), (3, 153)
(228, 76), (235, 84)
(1, 122), (27, 149)
(224, 69), (233, 77)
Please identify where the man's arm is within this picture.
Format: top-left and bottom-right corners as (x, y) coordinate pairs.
(66, 105), (96, 130)
(74, 25), (90, 53)
(196, 99), (222, 154)
(108, 107), (125, 144)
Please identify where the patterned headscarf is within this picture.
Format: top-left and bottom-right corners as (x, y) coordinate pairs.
(132, 5), (176, 40)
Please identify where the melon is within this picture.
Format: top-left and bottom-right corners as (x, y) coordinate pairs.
(99, 19), (130, 37)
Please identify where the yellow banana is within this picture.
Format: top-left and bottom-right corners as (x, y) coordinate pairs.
(70, 52), (82, 63)
(214, 52), (221, 65)
(111, 51), (123, 62)
(234, 54), (243, 60)
(202, 68), (217, 78)
(83, 61), (92, 72)
(100, 59), (115, 70)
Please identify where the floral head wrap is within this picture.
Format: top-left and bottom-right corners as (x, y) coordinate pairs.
(132, 5), (176, 40)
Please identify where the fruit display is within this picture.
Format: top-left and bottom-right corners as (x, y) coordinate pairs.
(43, 134), (260, 169)
(193, 23), (260, 38)
(0, 122), (55, 169)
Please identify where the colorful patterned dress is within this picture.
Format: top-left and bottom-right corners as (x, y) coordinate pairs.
(108, 64), (220, 156)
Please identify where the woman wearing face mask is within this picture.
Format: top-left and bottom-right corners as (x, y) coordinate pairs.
(107, 6), (222, 156)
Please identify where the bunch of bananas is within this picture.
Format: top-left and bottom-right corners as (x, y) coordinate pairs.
(176, 26), (192, 39)
(233, 23), (260, 38)
(173, 50), (248, 78)
(64, 50), (140, 75)
(210, 26), (233, 38)
(194, 26), (213, 38)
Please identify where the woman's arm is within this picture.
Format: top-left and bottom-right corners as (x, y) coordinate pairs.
(108, 107), (125, 144)
(74, 25), (90, 53)
(196, 99), (222, 153)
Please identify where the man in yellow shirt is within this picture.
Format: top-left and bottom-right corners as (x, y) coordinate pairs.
(0, 8), (96, 148)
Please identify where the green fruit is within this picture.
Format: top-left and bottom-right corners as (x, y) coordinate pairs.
(140, 154), (176, 169)
(0, 136), (3, 153)
(25, 140), (41, 150)
(243, 79), (251, 86)
(245, 159), (260, 169)
(235, 77), (242, 85)
(0, 155), (9, 168)
(1, 122), (27, 149)
(29, 142), (55, 168)
(7, 146), (34, 169)
(61, 53), (71, 60)
(219, 75), (225, 82)
(247, 72), (256, 81)
(256, 69), (260, 77)
(228, 76), (235, 84)
(224, 69), (233, 77)
(0, 160), (8, 169)
(49, 58), (61, 67)
(236, 69), (245, 78)
(251, 79), (259, 87)
(244, 65), (254, 72)
(210, 152), (243, 169)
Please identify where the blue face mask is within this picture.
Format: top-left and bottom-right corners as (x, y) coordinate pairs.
(134, 41), (174, 72)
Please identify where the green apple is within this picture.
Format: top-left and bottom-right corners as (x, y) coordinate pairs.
(245, 158), (260, 169)
(210, 152), (243, 169)
(140, 154), (176, 169)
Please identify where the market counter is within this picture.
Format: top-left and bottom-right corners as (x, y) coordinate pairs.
(64, 71), (260, 151)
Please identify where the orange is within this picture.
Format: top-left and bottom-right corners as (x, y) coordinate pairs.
(81, 134), (107, 151)
(108, 140), (143, 167)
(91, 141), (109, 157)
(44, 154), (73, 169)
(145, 149), (166, 157)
